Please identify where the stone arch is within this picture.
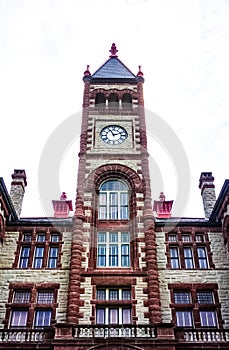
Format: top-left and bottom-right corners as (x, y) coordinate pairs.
(86, 164), (144, 195)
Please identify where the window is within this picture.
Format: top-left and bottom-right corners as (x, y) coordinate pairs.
(176, 311), (193, 327)
(169, 284), (221, 329)
(15, 230), (62, 269)
(48, 247), (58, 268)
(182, 234), (191, 242)
(197, 247), (208, 268)
(170, 247), (180, 269)
(13, 291), (30, 303)
(6, 284), (59, 330)
(10, 310), (28, 328)
(184, 247), (194, 269)
(174, 291), (191, 304)
(197, 291), (214, 304)
(98, 180), (129, 220)
(168, 234), (177, 242)
(33, 247), (44, 268)
(19, 247), (30, 268)
(37, 291), (54, 304)
(34, 309), (52, 328)
(97, 232), (130, 267)
(196, 234), (205, 242)
(200, 311), (217, 327)
(166, 231), (213, 269)
(96, 306), (131, 325)
(96, 287), (132, 325)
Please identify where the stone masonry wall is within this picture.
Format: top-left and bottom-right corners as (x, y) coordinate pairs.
(156, 230), (229, 328)
(0, 229), (72, 327)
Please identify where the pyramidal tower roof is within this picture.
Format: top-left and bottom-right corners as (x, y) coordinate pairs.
(86, 43), (141, 83)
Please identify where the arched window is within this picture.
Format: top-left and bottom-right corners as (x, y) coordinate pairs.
(108, 93), (119, 108)
(98, 180), (129, 220)
(95, 93), (106, 108)
(122, 93), (132, 109)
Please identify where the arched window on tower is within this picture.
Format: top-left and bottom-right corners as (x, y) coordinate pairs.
(108, 93), (119, 109)
(122, 93), (132, 110)
(95, 93), (106, 109)
(98, 179), (129, 220)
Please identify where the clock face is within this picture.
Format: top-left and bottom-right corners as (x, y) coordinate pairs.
(100, 125), (128, 145)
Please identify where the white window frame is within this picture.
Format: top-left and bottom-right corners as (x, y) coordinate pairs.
(98, 180), (129, 220)
(97, 232), (130, 268)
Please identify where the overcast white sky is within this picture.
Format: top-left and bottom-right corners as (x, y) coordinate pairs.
(0, 0), (228, 218)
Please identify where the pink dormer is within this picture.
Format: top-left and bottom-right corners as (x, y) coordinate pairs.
(153, 192), (173, 218)
(52, 192), (73, 218)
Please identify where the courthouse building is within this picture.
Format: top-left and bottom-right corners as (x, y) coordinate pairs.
(0, 44), (228, 349)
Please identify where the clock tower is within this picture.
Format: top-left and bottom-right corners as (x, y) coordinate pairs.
(67, 44), (161, 328)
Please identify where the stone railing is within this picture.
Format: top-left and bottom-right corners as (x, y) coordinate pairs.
(175, 328), (229, 343)
(0, 328), (54, 343)
(73, 324), (156, 338)
(89, 107), (138, 115)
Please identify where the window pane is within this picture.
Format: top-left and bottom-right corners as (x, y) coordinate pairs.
(48, 247), (58, 268)
(168, 234), (177, 242)
(109, 308), (118, 324)
(11, 310), (28, 327)
(109, 232), (118, 242)
(182, 235), (191, 242)
(121, 244), (130, 267)
(197, 291), (214, 304)
(122, 289), (131, 300)
(98, 232), (106, 242)
(109, 245), (118, 266)
(200, 311), (217, 327)
(51, 234), (60, 242)
(23, 234), (31, 242)
(33, 247), (44, 268)
(35, 310), (52, 327)
(37, 234), (45, 242)
(176, 311), (193, 327)
(98, 245), (106, 267)
(37, 291), (54, 304)
(19, 247), (30, 268)
(96, 308), (105, 324)
(184, 248), (194, 269)
(174, 292), (191, 304)
(197, 247), (208, 268)
(109, 289), (119, 300)
(14, 291), (30, 303)
(121, 232), (130, 243)
(123, 308), (131, 323)
(170, 247), (180, 269)
(97, 289), (106, 300)
(196, 234), (205, 242)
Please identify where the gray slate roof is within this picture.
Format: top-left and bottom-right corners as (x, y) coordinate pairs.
(91, 57), (137, 82)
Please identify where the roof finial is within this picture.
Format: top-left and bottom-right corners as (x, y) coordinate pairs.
(109, 43), (118, 57)
(137, 65), (144, 77)
(84, 65), (91, 76)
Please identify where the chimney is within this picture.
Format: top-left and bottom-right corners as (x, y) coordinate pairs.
(10, 169), (27, 217)
(199, 172), (216, 219)
(52, 192), (73, 218)
(153, 192), (173, 218)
